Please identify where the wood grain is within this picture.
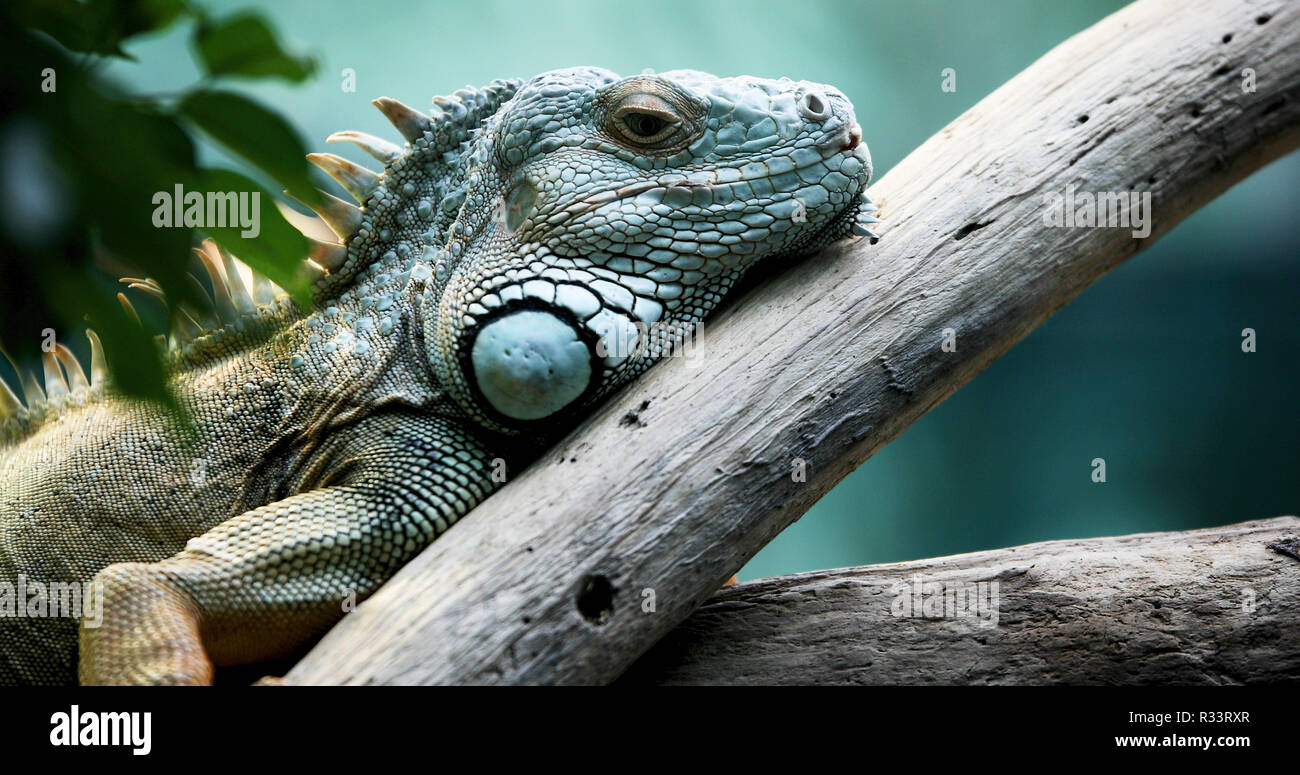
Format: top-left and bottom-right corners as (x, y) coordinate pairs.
(621, 517), (1300, 685)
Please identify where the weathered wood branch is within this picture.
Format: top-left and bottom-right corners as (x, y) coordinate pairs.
(618, 517), (1300, 685)
(286, 0), (1300, 684)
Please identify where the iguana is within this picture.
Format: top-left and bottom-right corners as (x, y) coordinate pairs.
(0, 67), (875, 685)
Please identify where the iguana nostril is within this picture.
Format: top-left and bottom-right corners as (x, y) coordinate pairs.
(470, 310), (593, 421)
(801, 91), (831, 120)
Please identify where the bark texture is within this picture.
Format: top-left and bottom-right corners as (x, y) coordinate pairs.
(622, 518), (1300, 685)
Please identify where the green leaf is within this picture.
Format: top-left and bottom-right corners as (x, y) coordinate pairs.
(108, 0), (189, 44)
(0, 31), (188, 407)
(178, 89), (322, 208)
(22, 0), (189, 59)
(192, 12), (316, 82)
(53, 81), (207, 315)
(195, 168), (313, 308)
(2, 11), (320, 416)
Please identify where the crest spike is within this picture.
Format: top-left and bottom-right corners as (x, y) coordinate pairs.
(307, 238), (348, 272)
(307, 153), (381, 204)
(86, 330), (108, 386)
(327, 130), (403, 164)
(216, 245), (256, 315)
(432, 95), (467, 120)
(22, 372), (45, 406)
(251, 273), (282, 305)
(53, 344), (89, 392)
(0, 376), (21, 417)
(288, 189), (362, 242)
(117, 293), (142, 327)
(174, 310), (204, 341)
(371, 97), (433, 143)
(275, 201), (336, 244)
(195, 241), (238, 324)
(122, 278), (167, 304)
(41, 351), (69, 401)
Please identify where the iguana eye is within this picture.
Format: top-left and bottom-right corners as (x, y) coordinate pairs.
(610, 95), (682, 145)
(623, 112), (669, 139)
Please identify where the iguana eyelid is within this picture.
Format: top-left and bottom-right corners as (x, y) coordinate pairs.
(610, 96), (683, 145)
(596, 79), (705, 152)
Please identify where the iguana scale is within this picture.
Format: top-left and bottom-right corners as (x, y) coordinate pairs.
(0, 67), (875, 684)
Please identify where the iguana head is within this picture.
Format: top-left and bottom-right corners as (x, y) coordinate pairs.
(412, 67), (874, 433)
(3, 69), (874, 445)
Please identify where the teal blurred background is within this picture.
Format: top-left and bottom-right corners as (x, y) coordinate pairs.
(104, 0), (1299, 579)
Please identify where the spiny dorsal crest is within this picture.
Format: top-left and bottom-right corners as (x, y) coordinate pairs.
(2, 236), (291, 441)
(2, 79), (527, 442)
(297, 78), (524, 298)
(0, 331), (108, 439)
(103, 79), (523, 371)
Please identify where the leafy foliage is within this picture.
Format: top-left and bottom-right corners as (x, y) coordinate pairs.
(0, 1), (321, 406)
(178, 89), (324, 212)
(193, 12), (316, 82)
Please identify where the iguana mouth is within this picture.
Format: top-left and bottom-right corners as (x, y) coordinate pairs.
(559, 142), (867, 222)
(842, 123), (863, 152)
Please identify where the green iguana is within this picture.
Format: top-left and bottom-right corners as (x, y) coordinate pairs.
(0, 67), (875, 685)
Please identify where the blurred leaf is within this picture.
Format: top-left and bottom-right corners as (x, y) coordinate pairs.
(22, 0), (189, 59)
(178, 89), (322, 207)
(192, 12), (315, 82)
(52, 78), (205, 315)
(2, 5), (321, 410)
(103, 0), (189, 46)
(0, 29), (195, 405)
(196, 168), (312, 308)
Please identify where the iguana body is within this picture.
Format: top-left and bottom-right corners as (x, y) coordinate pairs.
(0, 67), (874, 684)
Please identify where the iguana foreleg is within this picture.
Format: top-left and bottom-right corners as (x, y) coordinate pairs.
(79, 413), (498, 684)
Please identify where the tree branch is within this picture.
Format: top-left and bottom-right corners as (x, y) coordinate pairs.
(285, 0), (1300, 685)
(618, 517), (1300, 685)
